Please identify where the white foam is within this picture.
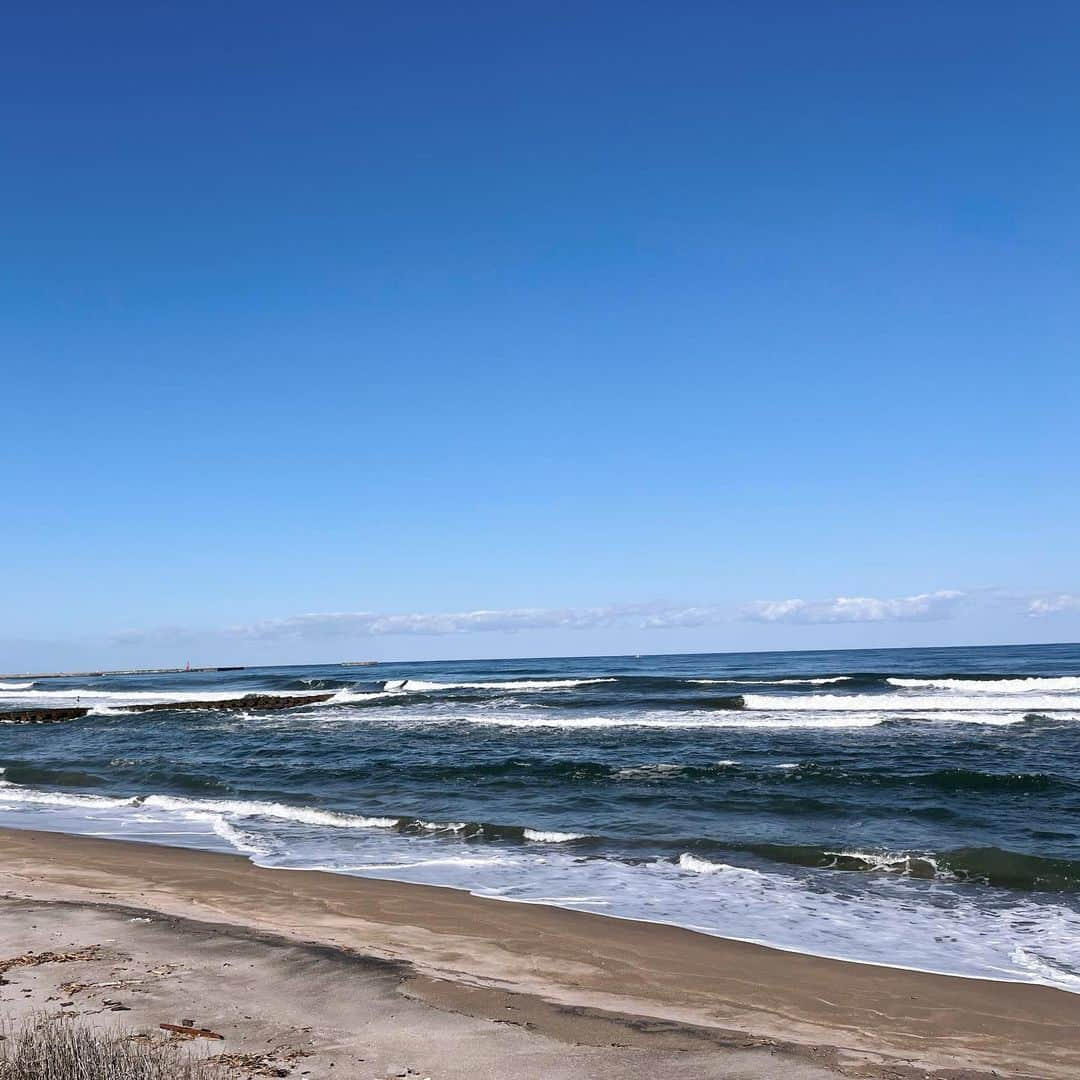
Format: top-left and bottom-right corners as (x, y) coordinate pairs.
(0, 681), (34, 690)
(0, 786), (397, 830)
(338, 856), (505, 871)
(614, 763), (687, 778)
(690, 677), (850, 685)
(399, 678), (616, 692)
(888, 676), (1080, 693)
(523, 829), (586, 842)
(823, 850), (941, 875)
(772, 677), (852, 685)
(1010, 947), (1080, 991)
(142, 795), (397, 830)
(179, 811), (268, 856)
(743, 692), (1080, 713)
(454, 711), (885, 730)
(678, 853), (761, 876)
(326, 689), (400, 703)
(3, 782), (1080, 992)
(0, 787), (134, 810)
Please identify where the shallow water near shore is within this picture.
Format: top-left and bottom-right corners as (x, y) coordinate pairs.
(2, 642), (1079, 990)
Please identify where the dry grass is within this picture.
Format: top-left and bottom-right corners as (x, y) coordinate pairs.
(0, 1015), (218, 1080)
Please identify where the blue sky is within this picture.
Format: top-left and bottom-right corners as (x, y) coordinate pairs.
(2, 2), (1078, 668)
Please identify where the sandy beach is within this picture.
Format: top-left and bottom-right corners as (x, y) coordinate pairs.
(1, 827), (1076, 1079)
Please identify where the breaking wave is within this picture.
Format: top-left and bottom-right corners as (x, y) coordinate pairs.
(678, 853), (761, 876)
(887, 676), (1080, 693)
(383, 678), (616, 692)
(742, 692), (1080, 712)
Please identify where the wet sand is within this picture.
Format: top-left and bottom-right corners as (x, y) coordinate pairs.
(1, 827), (1077, 1078)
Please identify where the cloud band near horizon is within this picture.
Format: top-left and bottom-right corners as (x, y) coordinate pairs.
(105, 589), (1080, 646)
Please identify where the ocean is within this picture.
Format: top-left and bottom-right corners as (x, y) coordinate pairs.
(2, 642), (1078, 991)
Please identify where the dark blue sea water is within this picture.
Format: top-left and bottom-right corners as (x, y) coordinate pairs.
(3, 643), (1079, 989)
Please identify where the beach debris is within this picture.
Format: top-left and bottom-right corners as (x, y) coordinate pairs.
(0, 946), (101, 981)
(212, 1047), (312, 1077)
(160, 1022), (225, 1040)
(60, 976), (145, 996)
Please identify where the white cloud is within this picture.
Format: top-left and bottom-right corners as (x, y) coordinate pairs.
(109, 586), (1080, 648)
(1028, 594), (1080, 617)
(640, 606), (726, 629)
(224, 603), (660, 641)
(740, 590), (967, 625)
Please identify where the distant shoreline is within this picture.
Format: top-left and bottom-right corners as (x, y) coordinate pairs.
(4, 639), (1079, 681)
(0, 664), (249, 680)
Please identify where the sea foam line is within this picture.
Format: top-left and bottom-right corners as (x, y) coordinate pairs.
(387, 678), (616, 692)
(678, 853), (762, 876)
(887, 676), (1080, 693)
(0, 783), (589, 845)
(691, 677), (852, 686)
(742, 692), (1080, 712)
(454, 712), (886, 730)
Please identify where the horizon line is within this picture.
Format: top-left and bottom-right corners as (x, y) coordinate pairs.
(4, 638), (1077, 681)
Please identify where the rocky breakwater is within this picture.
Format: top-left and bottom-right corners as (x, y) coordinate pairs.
(1, 693), (335, 725)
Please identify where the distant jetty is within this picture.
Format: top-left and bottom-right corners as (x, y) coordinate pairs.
(3, 692), (336, 725)
(0, 665), (248, 681)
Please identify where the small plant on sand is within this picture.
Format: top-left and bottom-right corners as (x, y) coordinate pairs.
(0, 1016), (219, 1080)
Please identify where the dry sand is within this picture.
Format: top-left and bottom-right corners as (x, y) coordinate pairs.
(1, 827), (1076, 1079)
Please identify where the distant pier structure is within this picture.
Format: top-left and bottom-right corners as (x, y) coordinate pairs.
(0, 665), (248, 680)
(1, 660), (380, 681)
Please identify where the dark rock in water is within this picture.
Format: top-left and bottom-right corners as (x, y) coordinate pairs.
(702, 695), (745, 710)
(122, 693), (335, 713)
(1, 707), (91, 724)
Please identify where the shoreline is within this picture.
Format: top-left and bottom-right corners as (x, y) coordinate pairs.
(0, 808), (1072, 993)
(2, 826), (1077, 1078)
